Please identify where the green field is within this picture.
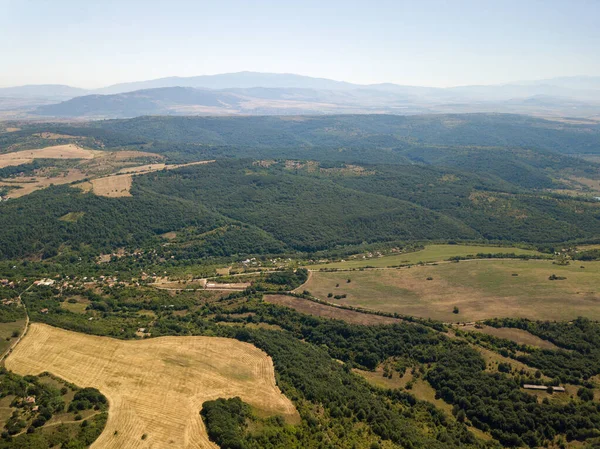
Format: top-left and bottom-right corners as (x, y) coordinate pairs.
(0, 319), (26, 356)
(302, 259), (600, 322)
(307, 244), (543, 270)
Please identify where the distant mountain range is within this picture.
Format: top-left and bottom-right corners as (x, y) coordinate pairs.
(2, 72), (600, 119)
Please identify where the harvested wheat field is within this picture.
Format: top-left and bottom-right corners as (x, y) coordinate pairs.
(6, 323), (297, 449)
(88, 173), (134, 197)
(0, 144), (102, 168)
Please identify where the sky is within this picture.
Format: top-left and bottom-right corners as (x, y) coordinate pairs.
(1, 0), (599, 89)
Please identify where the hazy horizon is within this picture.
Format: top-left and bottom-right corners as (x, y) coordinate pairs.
(3, 70), (600, 91)
(2, 0), (599, 89)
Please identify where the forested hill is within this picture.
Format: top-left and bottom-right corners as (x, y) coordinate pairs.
(93, 114), (600, 154)
(1, 159), (600, 260)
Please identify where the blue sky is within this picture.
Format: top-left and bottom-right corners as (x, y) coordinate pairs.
(1, 0), (599, 88)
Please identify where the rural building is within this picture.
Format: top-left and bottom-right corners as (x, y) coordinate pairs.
(34, 278), (55, 286)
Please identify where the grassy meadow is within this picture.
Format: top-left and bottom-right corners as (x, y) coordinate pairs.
(302, 259), (600, 322)
(307, 244), (543, 270)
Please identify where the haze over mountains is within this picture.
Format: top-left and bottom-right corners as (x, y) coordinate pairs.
(2, 72), (600, 119)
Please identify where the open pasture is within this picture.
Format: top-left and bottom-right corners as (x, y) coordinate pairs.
(302, 259), (600, 322)
(6, 323), (297, 449)
(459, 324), (559, 349)
(308, 244), (542, 270)
(87, 173), (134, 197)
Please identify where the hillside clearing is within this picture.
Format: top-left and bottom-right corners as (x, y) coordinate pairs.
(459, 324), (559, 350)
(301, 259), (600, 322)
(88, 173), (133, 197)
(6, 323), (297, 449)
(75, 160), (214, 197)
(0, 169), (88, 198)
(0, 144), (102, 168)
(308, 244), (543, 269)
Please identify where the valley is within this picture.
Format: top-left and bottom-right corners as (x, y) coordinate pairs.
(1, 113), (600, 448)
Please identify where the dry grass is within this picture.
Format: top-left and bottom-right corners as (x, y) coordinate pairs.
(0, 158), (32, 169)
(6, 323), (297, 449)
(33, 132), (78, 140)
(77, 160), (214, 197)
(353, 367), (413, 390)
(0, 169), (88, 198)
(410, 379), (455, 416)
(112, 151), (165, 161)
(263, 295), (401, 325)
(460, 324), (558, 350)
(116, 163), (167, 174)
(0, 144), (101, 162)
(87, 174), (133, 197)
(565, 176), (600, 194)
(216, 267), (232, 276)
(302, 260), (600, 322)
(308, 244), (542, 270)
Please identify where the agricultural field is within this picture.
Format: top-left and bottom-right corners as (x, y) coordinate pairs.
(83, 173), (134, 197)
(0, 145), (167, 199)
(308, 244), (543, 270)
(6, 323), (297, 449)
(0, 144), (102, 168)
(301, 259), (600, 322)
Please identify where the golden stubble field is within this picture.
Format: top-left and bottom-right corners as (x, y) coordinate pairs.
(0, 144), (102, 168)
(6, 323), (297, 449)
